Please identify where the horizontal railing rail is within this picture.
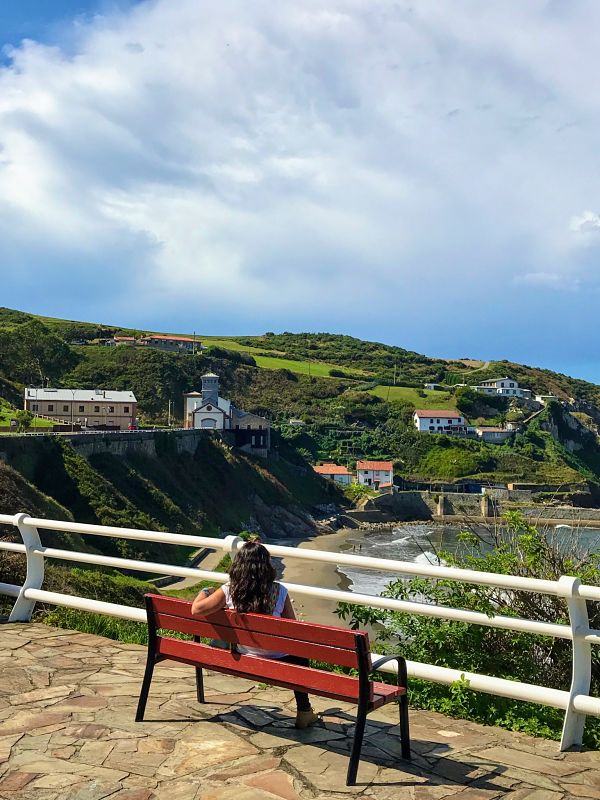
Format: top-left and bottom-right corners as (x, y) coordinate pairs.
(1, 511), (598, 748)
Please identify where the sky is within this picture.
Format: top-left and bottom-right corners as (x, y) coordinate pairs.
(1, 1), (600, 381)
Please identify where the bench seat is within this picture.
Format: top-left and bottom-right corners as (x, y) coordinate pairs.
(136, 593), (410, 785)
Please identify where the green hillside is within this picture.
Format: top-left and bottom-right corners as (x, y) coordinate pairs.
(2, 307), (600, 488)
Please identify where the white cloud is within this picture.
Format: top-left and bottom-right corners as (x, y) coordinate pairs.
(1, 0), (600, 362)
(570, 210), (600, 236)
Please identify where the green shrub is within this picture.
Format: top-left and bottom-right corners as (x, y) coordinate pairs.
(336, 512), (600, 746)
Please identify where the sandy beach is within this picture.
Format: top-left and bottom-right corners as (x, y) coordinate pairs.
(277, 528), (358, 626)
(165, 527), (366, 626)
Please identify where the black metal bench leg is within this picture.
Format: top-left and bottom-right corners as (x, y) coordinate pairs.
(347, 703), (368, 786)
(399, 694), (411, 759)
(135, 653), (156, 722)
(195, 666), (205, 703)
(192, 635), (205, 703)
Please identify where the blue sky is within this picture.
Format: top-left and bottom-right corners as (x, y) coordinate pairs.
(1, 1), (600, 382)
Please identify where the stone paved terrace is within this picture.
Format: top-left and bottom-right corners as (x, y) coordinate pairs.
(1, 624), (600, 800)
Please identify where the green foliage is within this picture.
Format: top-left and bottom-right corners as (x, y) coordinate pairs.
(455, 386), (508, 418)
(336, 512), (600, 746)
(342, 483), (378, 502)
(0, 318), (78, 384)
(14, 409), (33, 432)
(43, 609), (150, 645)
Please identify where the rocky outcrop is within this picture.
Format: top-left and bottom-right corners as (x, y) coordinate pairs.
(248, 495), (318, 539)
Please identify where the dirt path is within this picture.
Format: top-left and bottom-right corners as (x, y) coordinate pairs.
(166, 548), (225, 590)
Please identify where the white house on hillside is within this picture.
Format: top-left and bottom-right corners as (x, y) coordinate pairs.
(356, 460), (393, 488)
(472, 378), (532, 400)
(183, 373), (270, 454)
(413, 409), (466, 434)
(313, 464), (353, 485)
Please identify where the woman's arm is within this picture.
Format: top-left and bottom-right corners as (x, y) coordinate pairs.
(281, 593), (297, 620)
(191, 586), (227, 616)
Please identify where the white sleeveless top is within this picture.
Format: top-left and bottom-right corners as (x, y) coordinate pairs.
(222, 582), (288, 658)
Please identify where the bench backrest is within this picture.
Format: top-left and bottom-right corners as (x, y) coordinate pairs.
(145, 593), (369, 670)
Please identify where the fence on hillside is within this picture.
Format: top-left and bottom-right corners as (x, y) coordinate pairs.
(1, 511), (599, 750)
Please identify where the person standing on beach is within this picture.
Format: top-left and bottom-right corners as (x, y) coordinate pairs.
(190, 540), (320, 729)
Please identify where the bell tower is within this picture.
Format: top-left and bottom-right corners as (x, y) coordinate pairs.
(201, 373), (219, 405)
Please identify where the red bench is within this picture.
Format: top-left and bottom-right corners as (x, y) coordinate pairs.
(136, 593), (410, 786)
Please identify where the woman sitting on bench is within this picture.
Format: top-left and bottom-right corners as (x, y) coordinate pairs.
(191, 540), (320, 729)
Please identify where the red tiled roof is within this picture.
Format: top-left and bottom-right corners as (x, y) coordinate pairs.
(414, 409), (463, 418)
(356, 460), (393, 471)
(313, 464), (352, 475)
(144, 335), (197, 342)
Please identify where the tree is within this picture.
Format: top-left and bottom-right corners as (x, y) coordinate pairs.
(14, 409), (33, 432)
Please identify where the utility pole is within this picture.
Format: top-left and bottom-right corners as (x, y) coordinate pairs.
(168, 399), (172, 427)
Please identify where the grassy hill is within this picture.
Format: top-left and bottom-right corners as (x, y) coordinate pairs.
(3, 307), (600, 487)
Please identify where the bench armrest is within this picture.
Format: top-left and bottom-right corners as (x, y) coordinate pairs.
(369, 655), (408, 686)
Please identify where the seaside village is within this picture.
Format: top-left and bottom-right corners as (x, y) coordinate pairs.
(314, 375), (558, 487)
(20, 371), (557, 474)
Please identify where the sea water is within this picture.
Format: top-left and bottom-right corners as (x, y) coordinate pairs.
(336, 522), (600, 597)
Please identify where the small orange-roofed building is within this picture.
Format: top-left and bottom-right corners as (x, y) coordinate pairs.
(313, 463), (353, 485)
(356, 460), (393, 488)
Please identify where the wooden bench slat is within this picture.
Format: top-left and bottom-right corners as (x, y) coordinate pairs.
(147, 594), (366, 650)
(156, 637), (372, 701)
(153, 612), (360, 669)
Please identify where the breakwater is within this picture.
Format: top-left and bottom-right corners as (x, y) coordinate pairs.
(346, 490), (600, 528)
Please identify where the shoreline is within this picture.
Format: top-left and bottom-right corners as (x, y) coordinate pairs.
(277, 528), (357, 626)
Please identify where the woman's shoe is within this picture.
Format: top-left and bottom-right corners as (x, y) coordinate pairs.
(295, 709), (321, 729)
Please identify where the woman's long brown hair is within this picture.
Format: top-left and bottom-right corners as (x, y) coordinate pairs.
(228, 541), (277, 613)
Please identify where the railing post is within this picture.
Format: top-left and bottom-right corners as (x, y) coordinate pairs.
(8, 513), (44, 622)
(558, 575), (591, 749)
(222, 534), (242, 561)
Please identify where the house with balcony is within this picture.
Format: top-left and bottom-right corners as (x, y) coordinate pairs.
(413, 409), (467, 434)
(24, 388), (137, 430)
(472, 377), (532, 400)
(356, 460), (393, 488)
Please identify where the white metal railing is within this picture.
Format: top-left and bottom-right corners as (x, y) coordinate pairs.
(1, 511), (599, 749)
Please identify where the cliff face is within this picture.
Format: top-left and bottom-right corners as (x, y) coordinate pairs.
(0, 432), (338, 560)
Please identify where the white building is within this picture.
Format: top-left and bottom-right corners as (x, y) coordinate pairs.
(474, 426), (513, 443)
(313, 464), (353, 485)
(535, 394), (557, 404)
(413, 409), (466, 434)
(24, 388), (137, 430)
(424, 383), (442, 391)
(472, 377), (532, 400)
(356, 460), (393, 488)
(183, 373), (270, 453)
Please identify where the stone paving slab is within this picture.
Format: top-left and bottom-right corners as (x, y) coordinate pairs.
(0, 623), (599, 799)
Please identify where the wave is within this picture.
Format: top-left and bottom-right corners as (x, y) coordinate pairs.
(372, 536), (410, 546)
(413, 550), (445, 566)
